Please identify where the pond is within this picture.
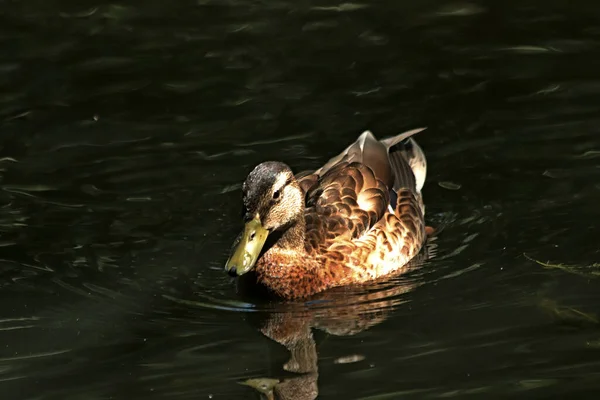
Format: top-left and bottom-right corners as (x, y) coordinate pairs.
(1, 1), (599, 399)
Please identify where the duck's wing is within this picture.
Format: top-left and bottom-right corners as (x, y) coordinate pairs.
(312, 128), (426, 191)
(294, 131), (390, 202)
(303, 129), (425, 245)
(302, 167), (383, 255)
(313, 131), (394, 187)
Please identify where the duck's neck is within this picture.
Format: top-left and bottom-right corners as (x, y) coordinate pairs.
(275, 216), (306, 252)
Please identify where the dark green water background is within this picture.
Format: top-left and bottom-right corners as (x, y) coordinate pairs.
(1, 1), (599, 399)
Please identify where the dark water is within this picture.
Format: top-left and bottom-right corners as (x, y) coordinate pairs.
(1, 1), (599, 399)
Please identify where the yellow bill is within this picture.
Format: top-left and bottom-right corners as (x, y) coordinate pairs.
(225, 215), (269, 276)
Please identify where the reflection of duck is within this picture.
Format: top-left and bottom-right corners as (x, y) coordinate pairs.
(225, 128), (430, 299)
(239, 243), (436, 400)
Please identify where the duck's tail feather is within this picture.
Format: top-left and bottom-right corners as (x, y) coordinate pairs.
(382, 128), (427, 193)
(388, 144), (416, 192)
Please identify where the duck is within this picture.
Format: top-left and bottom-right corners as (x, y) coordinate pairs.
(224, 128), (429, 299)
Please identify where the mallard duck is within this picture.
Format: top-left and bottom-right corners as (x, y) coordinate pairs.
(225, 128), (429, 299)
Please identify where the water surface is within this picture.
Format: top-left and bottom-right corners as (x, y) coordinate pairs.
(1, 1), (599, 399)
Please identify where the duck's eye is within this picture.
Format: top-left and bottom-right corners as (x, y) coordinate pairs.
(273, 189), (281, 200)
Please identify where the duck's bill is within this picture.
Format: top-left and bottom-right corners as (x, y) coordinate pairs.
(225, 216), (269, 276)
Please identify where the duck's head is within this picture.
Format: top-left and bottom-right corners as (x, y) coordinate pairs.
(225, 161), (304, 277)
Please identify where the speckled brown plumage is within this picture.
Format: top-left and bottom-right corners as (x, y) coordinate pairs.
(234, 128), (429, 299)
